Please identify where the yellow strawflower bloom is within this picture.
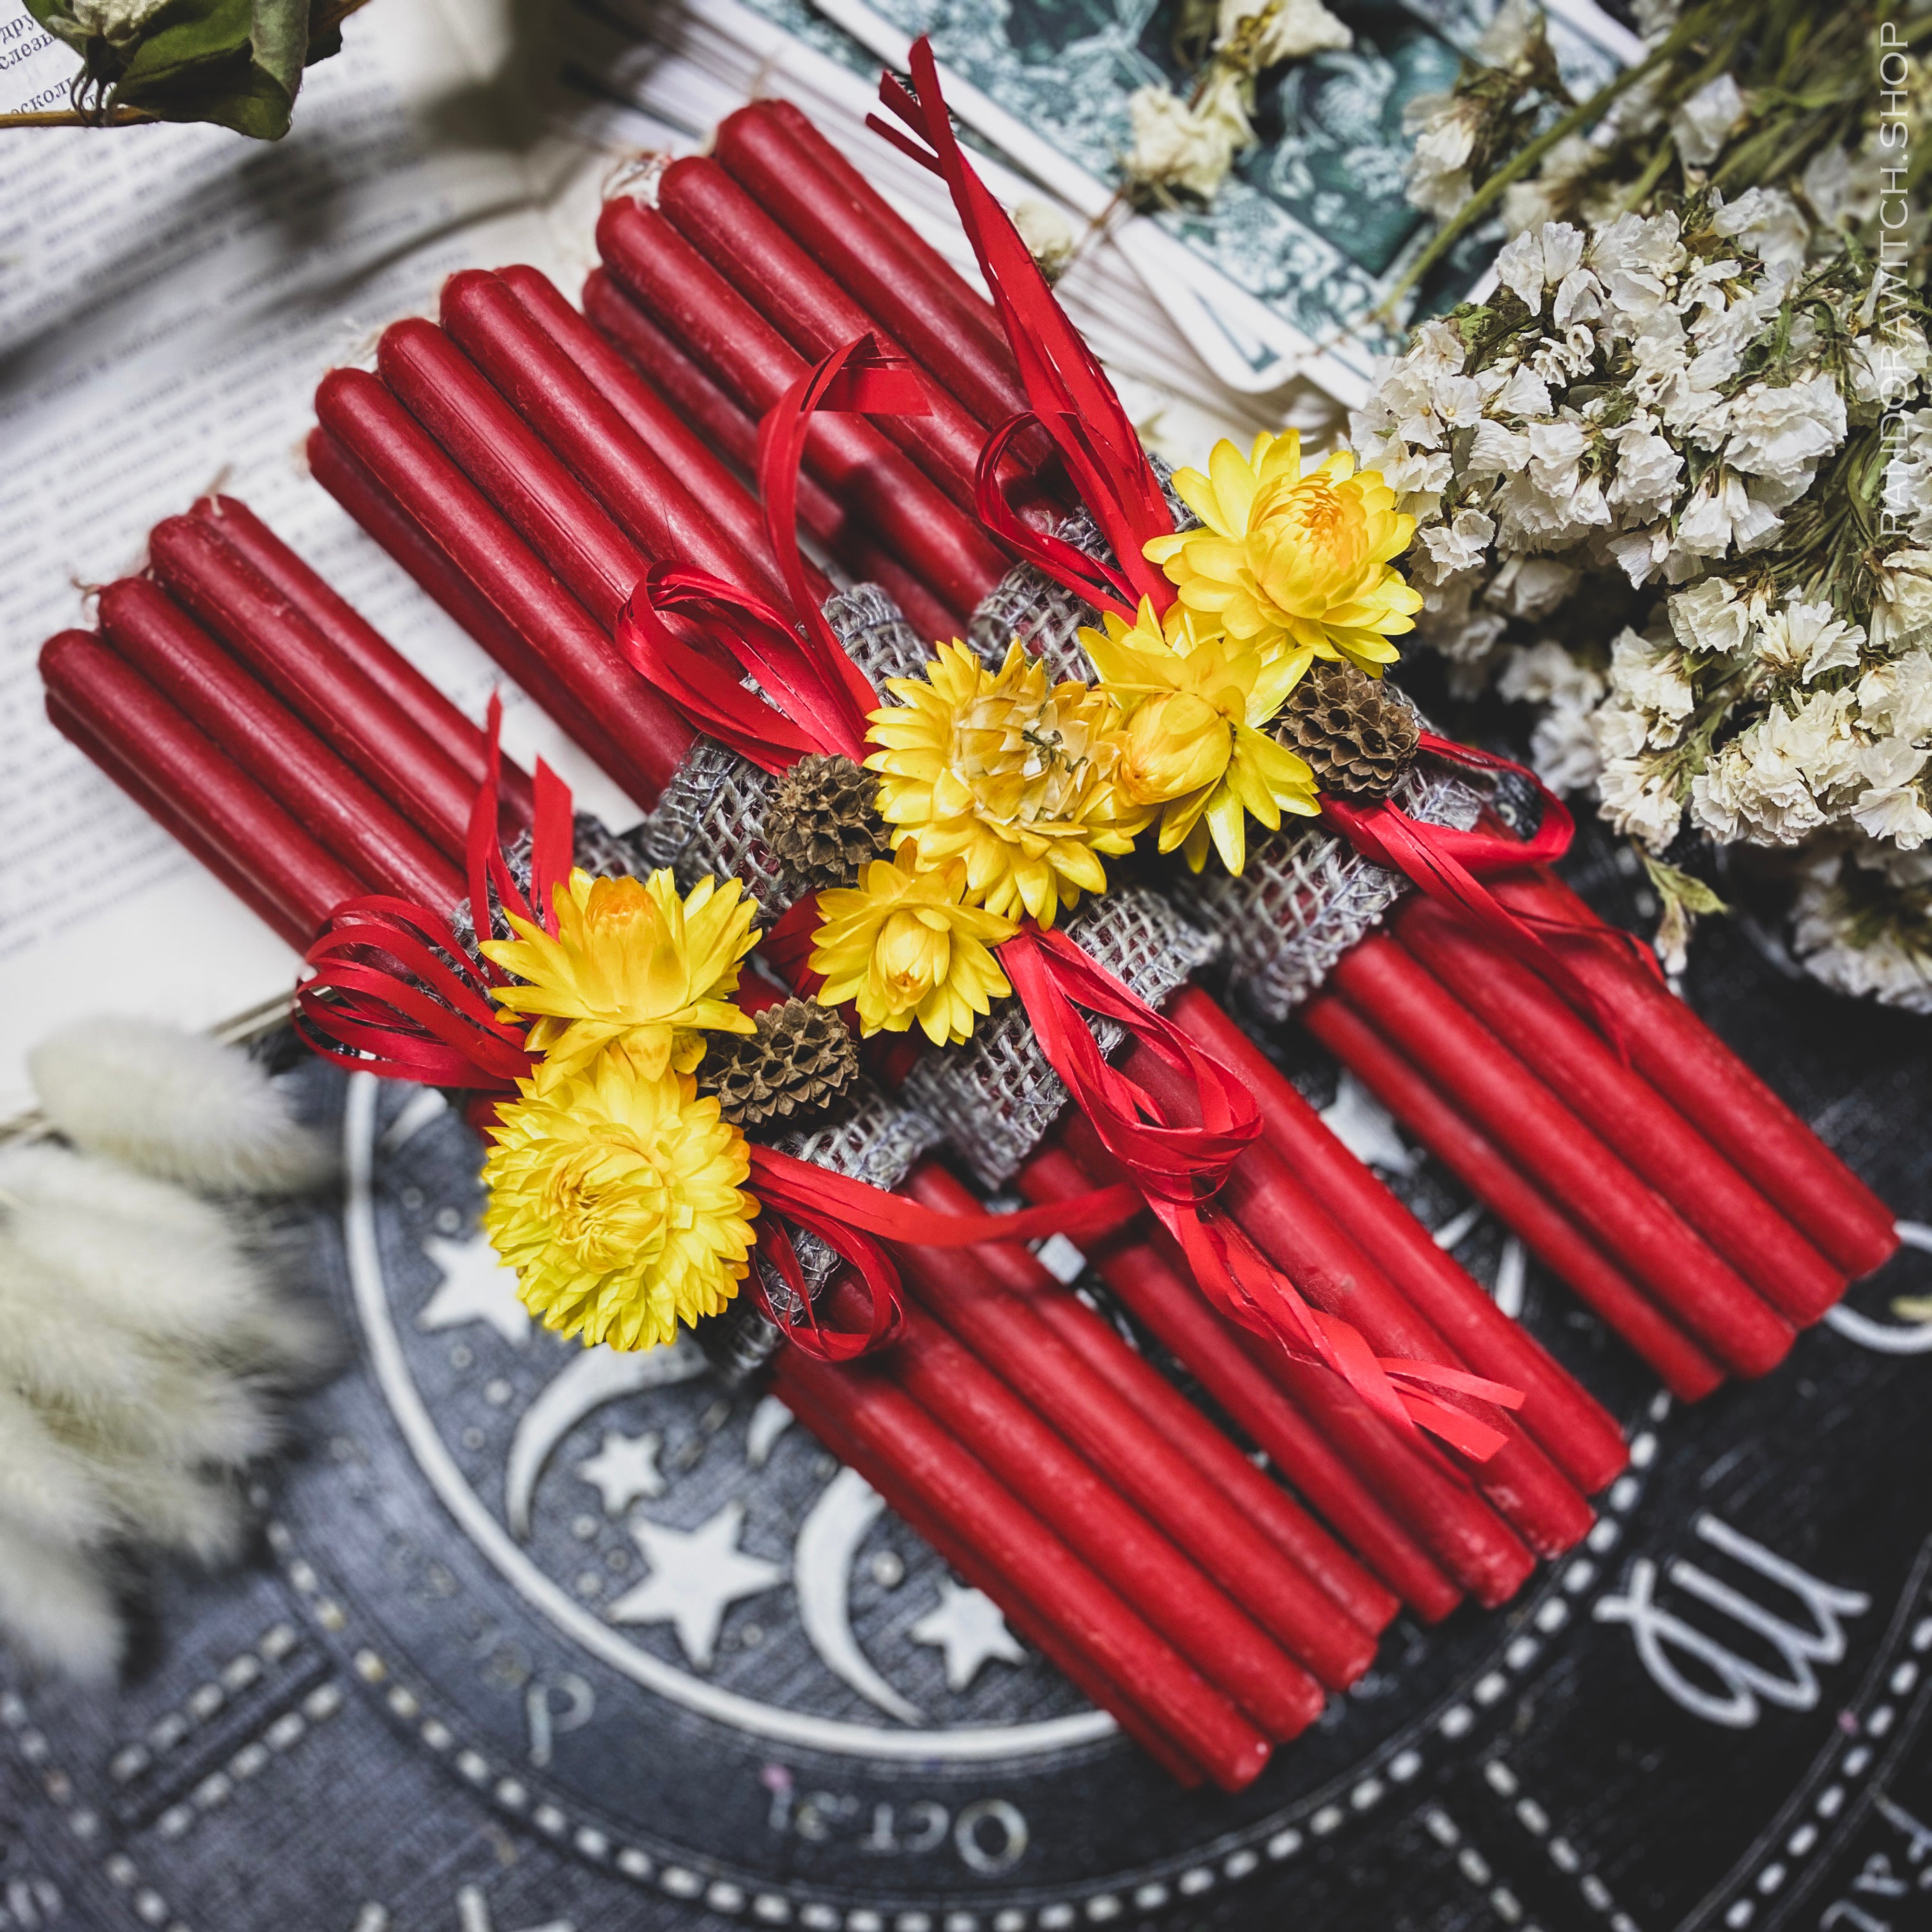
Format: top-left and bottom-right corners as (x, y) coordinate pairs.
(1144, 429), (1421, 677)
(482, 1052), (758, 1352)
(1082, 599), (1319, 875)
(864, 641), (1145, 928)
(481, 868), (758, 1084)
(809, 848), (1017, 1046)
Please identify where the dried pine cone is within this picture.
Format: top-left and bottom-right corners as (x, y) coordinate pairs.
(698, 999), (859, 1130)
(769, 753), (893, 893)
(1274, 660), (1420, 800)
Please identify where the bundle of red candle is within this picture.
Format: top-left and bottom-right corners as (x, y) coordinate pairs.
(296, 226), (1620, 1617)
(40, 495), (1420, 1790)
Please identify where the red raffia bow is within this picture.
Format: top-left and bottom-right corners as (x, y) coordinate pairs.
(613, 335), (924, 774)
(868, 41), (1172, 625)
(1000, 924), (1519, 1460)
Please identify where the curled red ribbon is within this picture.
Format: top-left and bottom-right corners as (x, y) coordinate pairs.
(1000, 923), (1519, 1460)
(869, 42), (1172, 624)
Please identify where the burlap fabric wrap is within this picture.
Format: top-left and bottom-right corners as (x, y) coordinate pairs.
(968, 495), (1483, 1026)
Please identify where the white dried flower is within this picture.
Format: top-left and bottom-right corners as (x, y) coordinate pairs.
(1403, 92), (1481, 218)
(1667, 576), (1751, 658)
(1722, 374), (1848, 495)
(1608, 625), (1698, 745)
(1709, 187), (1810, 269)
(1671, 73), (1748, 169)
(1793, 844), (1932, 1013)
(1606, 413), (1683, 523)
(1496, 222), (1588, 315)
(1125, 75), (1250, 201)
(1220, 0), (1352, 66)
(68, 0), (168, 38)
(1751, 595), (1866, 683)
(1857, 652), (1932, 743)
(1011, 199), (1076, 282)
(1690, 724), (1822, 845)
(1849, 737), (1932, 848)
(1419, 507), (1497, 574)
(1598, 749), (1685, 848)
(1503, 134), (1598, 238)
(1673, 470), (1782, 562)
(1873, 551), (1932, 652)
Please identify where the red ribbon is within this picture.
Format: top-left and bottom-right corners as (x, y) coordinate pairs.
(869, 42), (1173, 625)
(999, 923), (1519, 1460)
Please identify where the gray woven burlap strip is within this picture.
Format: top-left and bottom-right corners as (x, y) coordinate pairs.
(629, 584), (932, 921)
(899, 885), (1222, 1189)
(698, 1077), (944, 1382)
(967, 500), (1485, 1022)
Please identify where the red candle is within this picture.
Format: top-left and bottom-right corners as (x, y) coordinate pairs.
(656, 155), (1011, 520)
(1397, 896), (1845, 1325)
(1300, 990), (1726, 1402)
(146, 514), (479, 865)
(187, 493), (533, 829)
(312, 369), (692, 801)
(714, 100), (1029, 432)
(1493, 868), (1900, 1281)
(495, 264), (820, 609)
(581, 267), (969, 643)
(40, 631), (359, 944)
(97, 578), (464, 917)
(868, 1278), (1324, 1736)
(900, 1181), (1371, 1692)
(376, 318), (656, 637)
(1328, 936), (1795, 1378)
(772, 1368), (1206, 1786)
(912, 1159), (1399, 1630)
(596, 197), (1008, 615)
(306, 426), (646, 798)
(771, 1328), (1272, 1790)
(1166, 984), (1630, 1495)
(44, 684), (313, 954)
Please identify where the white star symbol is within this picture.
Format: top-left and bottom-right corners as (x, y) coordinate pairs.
(910, 1579), (1025, 1692)
(417, 1230), (530, 1347)
(1320, 1071), (1415, 1176)
(606, 1500), (785, 1669)
(576, 1430), (664, 1513)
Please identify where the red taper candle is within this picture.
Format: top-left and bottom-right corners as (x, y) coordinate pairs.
(306, 425), (645, 797)
(96, 579), (463, 916)
(1493, 868), (1900, 1280)
(1397, 896), (1845, 1325)
(146, 514), (479, 864)
(772, 1368), (1204, 1786)
(656, 155), (1006, 519)
(494, 264), (817, 608)
(438, 270), (775, 608)
(312, 370), (692, 801)
(40, 632), (359, 944)
(581, 266), (967, 643)
(902, 1166), (1376, 1689)
(908, 1163), (1396, 1641)
(187, 494), (534, 829)
(1299, 990), (1726, 1402)
(1166, 984), (1630, 1495)
(770, 1334), (1272, 1790)
(714, 100), (1028, 431)
(1327, 937), (1796, 1379)
(867, 1284), (1323, 1736)
(1023, 1142), (1464, 1622)
(596, 197), (1007, 615)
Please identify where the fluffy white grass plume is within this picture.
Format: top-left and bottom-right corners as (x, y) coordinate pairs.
(0, 1021), (339, 1682)
(30, 1016), (337, 1194)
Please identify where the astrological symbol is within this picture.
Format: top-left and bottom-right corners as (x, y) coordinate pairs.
(523, 1671), (594, 1768)
(1593, 1513), (1871, 1728)
(1855, 1855), (1909, 1897)
(1874, 1795), (1932, 1869)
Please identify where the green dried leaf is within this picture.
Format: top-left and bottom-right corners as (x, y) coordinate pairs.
(1641, 852), (1729, 917)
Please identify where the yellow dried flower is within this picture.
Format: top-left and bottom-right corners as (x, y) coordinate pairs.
(481, 868), (759, 1084)
(864, 640), (1145, 927)
(1144, 429), (1421, 677)
(1082, 598), (1319, 875)
(809, 848), (1017, 1047)
(482, 1052), (758, 1352)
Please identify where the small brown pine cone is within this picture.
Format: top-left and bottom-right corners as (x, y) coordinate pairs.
(1274, 659), (1420, 800)
(768, 753), (893, 893)
(698, 999), (860, 1131)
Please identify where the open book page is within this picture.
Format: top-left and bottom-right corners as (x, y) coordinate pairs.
(0, 0), (637, 1119)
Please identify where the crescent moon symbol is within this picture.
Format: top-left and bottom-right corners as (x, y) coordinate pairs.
(505, 1340), (706, 1537)
(794, 1466), (924, 1724)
